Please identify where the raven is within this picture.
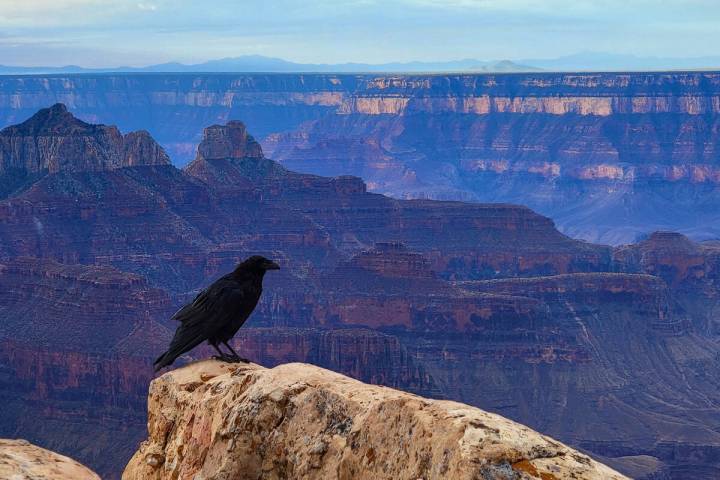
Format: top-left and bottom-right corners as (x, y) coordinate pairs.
(154, 255), (280, 372)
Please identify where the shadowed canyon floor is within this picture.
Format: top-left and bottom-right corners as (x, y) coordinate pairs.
(0, 106), (719, 478)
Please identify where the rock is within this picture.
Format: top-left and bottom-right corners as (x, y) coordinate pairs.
(197, 121), (264, 161)
(0, 438), (100, 479)
(0, 103), (170, 186)
(185, 119), (288, 184)
(123, 360), (627, 480)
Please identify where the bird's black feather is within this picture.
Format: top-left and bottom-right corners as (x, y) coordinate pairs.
(154, 255), (279, 372)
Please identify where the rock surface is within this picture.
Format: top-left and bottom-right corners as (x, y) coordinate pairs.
(0, 439), (100, 480)
(123, 360), (626, 480)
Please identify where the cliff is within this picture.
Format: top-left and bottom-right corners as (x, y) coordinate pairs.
(0, 103), (170, 197)
(0, 103), (170, 174)
(123, 360), (626, 480)
(0, 73), (719, 242)
(0, 439), (100, 479)
(614, 231), (720, 286)
(0, 257), (174, 476)
(613, 231), (720, 335)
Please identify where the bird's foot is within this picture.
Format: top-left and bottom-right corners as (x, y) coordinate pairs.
(212, 354), (235, 363)
(228, 354), (251, 363)
(212, 354), (250, 364)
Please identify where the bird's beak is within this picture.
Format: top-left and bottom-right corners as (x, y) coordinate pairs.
(266, 260), (280, 270)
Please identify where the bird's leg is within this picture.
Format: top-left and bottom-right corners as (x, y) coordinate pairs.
(211, 343), (234, 363)
(223, 341), (250, 363)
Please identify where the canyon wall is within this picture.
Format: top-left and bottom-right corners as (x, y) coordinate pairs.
(1, 72), (720, 242)
(0, 108), (718, 479)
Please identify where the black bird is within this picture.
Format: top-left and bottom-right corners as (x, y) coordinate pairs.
(154, 255), (280, 372)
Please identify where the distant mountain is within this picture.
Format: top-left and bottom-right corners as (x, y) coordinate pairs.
(0, 55), (540, 74)
(522, 51), (720, 71)
(0, 64), (91, 74)
(166, 56), (542, 73)
(3, 53), (720, 74)
(5, 53), (720, 74)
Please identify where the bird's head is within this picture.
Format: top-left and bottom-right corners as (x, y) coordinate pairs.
(238, 255), (280, 273)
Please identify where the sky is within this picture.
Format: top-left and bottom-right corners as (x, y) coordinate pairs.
(0, 0), (718, 67)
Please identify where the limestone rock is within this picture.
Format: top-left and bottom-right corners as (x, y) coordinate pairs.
(0, 439), (100, 479)
(197, 121), (264, 161)
(123, 360), (627, 480)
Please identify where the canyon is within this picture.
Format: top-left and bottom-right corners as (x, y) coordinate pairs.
(0, 106), (718, 479)
(1, 72), (720, 242)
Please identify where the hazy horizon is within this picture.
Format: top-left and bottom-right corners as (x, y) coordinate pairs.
(2, 52), (720, 74)
(0, 0), (718, 68)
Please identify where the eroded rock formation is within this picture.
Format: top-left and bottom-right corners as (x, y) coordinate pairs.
(0, 73), (718, 242)
(123, 360), (627, 480)
(0, 103), (169, 196)
(0, 438), (100, 480)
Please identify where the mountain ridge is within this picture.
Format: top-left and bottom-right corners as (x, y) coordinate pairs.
(0, 55), (539, 74)
(3, 52), (720, 74)
(0, 103), (170, 174)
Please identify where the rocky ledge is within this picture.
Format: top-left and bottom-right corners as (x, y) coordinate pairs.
(123, 360), (626, 480)
(0, 439), (100, 479)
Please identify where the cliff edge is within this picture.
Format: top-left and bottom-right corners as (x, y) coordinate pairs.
(123, 360), (627, 480)
(0, 439), (100, 479)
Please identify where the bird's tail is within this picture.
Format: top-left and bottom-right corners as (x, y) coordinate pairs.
(153, 329), (207, 373)
(153, 351), (173, 372)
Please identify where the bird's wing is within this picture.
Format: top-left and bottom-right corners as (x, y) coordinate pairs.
(156, 281), (250, 367)
(170, 290), (204, 322)
(171, 278), (250, 328)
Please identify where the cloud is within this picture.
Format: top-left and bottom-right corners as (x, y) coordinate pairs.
(0, 0), (101, 22)
(0, 0), (163, 27)
(400, 0), (719, 22)
(0, 0), (717, 67)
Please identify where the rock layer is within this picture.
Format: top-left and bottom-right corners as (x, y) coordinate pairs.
(123, 360), (627, 480)
(0, 103), (169, 197)
(0, 103), (169, 175)
(1, 73), (719, 241)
